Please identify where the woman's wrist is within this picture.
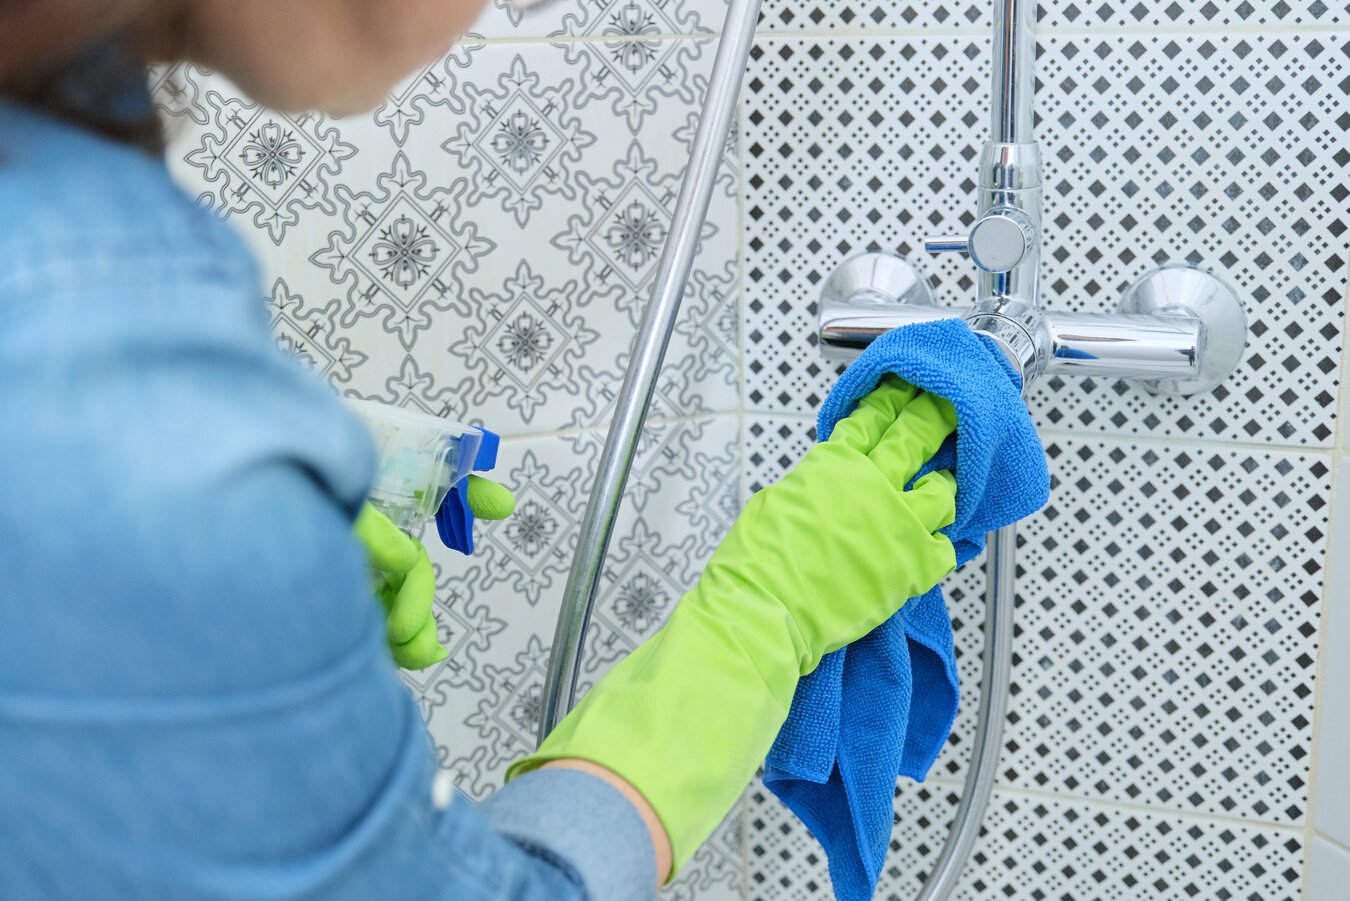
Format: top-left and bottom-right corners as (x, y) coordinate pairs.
(539, 758), (673, 888)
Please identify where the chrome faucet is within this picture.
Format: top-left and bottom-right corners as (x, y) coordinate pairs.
(818, 0), (1247, 396)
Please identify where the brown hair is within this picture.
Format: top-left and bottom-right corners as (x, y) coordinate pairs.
(0, 0), (183, 152)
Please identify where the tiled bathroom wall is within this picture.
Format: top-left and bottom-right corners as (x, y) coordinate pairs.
(151, 0), (1349, 897)
(153, 3), (744, 897)
(741, 2), (1350, 899)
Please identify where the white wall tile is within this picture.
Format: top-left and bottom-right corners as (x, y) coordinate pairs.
(754, 0), (1349, 33)
(748, 779), (1305, 900)
(159, 38), (737, 440)
(743, 33), (1348, 446)
(1314, 456), (1350, 846)
(468, 0), (724, 42)
(1307, 837), (1350, 901)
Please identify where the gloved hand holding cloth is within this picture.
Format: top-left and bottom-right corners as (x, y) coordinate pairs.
(509, 375), (959, 872)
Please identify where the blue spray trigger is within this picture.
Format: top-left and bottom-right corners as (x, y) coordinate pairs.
(435, 428), (500, 556)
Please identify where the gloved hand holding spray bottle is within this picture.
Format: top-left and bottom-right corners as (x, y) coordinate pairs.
(346, 399), (515, 669)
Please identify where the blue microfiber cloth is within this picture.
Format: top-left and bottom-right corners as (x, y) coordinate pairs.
(763, 317), (1050, 901)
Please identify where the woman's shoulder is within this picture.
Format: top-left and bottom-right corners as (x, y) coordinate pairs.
(0, 98), (252, 287)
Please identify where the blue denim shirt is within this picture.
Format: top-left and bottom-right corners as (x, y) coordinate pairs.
(0, 69), (654, 900)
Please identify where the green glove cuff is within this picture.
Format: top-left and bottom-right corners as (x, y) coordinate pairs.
(508, 597), (797, 874)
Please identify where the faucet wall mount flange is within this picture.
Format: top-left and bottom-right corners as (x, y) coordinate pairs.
(1118, 264), (1247, 396)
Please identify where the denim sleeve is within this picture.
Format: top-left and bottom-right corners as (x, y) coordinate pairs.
(0, 99), (654, 901)
(479, 768), (658, 900)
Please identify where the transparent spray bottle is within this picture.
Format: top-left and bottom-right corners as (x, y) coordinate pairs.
(344, 398), (486, 541)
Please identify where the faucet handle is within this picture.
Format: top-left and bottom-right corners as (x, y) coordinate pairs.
(968, 210), (1032, 273)
(925, 210), (1033, 274)
(924, 235), (971, 255)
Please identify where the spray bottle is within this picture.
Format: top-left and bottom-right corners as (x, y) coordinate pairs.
(345, 398), (500, 555)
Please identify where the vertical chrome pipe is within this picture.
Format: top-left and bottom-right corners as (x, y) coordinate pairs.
(536, 0), (762, 744)
(915, 526), (1017, 901)
(991, 0), (1036, 145)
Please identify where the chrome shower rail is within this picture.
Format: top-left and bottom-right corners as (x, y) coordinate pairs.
(537, 0), (762, 743)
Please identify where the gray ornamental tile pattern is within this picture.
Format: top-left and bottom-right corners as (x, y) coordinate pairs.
(184, 98), (356, 245)
(160, 37), (739, 443)
(469, 0), (727, 43)
(374, 42), (480, 147)
(440, 53), (597, 227)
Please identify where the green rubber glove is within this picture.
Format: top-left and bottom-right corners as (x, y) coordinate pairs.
(507, 376), (958, 872)
(354, 504), (444, 670)
(355, 476), (515, 670)
(465, 473), (516, 521)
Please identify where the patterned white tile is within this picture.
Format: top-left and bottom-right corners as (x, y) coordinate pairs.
(187, 105), (357, 246)
(747, 780), (1305, 900)
(413, 423), (743, 896)
(742, 415), (1329, 892)
(468, 0), (722, 43)
(265, 276), (370, 387)
(743, 33), (1348, 445)
(754, 0), (1349, 33)
(158, 38), (739, 437)
(575, 414), (740, 689)
(1005, 438), (1328, 824)
(372, 42), (480, 149)
(417, 434), (590, 788)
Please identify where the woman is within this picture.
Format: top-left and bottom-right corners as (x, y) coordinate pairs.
(0, 2), (958, 898)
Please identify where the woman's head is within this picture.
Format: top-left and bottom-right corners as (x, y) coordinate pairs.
(2, 0), (492, 115)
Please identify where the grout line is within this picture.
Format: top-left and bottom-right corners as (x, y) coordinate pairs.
(1300, 257), (1350, 900)
(739, 787), (752, 901)
(1031, 424), (1339, 458)
(968, 780), (1311, 838)
(734, 55), (753, 894)
(917, 774), (1310, 838)
(463, 31), (714, 47)
(740, 406), (1340, 458)
(744, 21), (1350, 40)
(496, 410), (739, 444)
(464, 21), (1350, 45)
(1315, 829), (1350, 855)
